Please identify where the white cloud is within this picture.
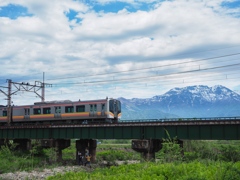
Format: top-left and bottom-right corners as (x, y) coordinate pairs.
(0, 0), (240, 105)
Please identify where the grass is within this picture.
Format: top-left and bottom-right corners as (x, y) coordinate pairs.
(0, 140), (139, 174)
(1, 139), (240, 177)
(47, 161), (240, 180)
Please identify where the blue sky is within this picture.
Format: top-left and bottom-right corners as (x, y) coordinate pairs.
(222, 0), (240, 8)
(0, 0), (240, 105)
(91, 1), (156, 12)
(0, 1), (157, 19)
(1, 1), (240, 20)
(0, 4), (31, 19)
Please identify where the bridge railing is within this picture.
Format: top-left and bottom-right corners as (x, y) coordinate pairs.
(119, 116), (240, 123)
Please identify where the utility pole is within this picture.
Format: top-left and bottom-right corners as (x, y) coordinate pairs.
(7, 79), (12, 124)
(42, 72), (45, 102)
(0, 76), (52, 124)
(0, 79), (12, 124)
(35, 72), (52, 102)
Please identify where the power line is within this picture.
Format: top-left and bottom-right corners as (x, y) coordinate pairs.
(45, 67), (240, 87)
(43, 76), (240, 97)
(9, 70), (240, 102)
(46, 52), (240, 81)
(21, 65), (238, 98)
(51, 62), (240, 86)
(4, 44), (229, 79)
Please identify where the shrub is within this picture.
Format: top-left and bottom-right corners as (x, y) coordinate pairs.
(156, 130), (183, 163)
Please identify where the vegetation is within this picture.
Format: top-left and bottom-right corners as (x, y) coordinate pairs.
(99, 139), (131, 144)
(0, 140), (77, 174)
(0, 139), (138, 174)
(47, 161), (240, 180)
(183, 140), (240, 162)
(0, 141), (46, 174)
(97, 149), (141, 163)
(1, 138), (240, 179)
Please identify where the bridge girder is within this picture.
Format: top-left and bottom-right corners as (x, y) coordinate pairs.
(0, 122), (240, 140)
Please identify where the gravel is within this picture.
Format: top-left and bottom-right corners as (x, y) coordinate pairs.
(0, 166), (86, 180)
(0, 161), (140, 180)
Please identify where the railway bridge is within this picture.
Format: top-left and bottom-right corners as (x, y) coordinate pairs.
(0, 117), (240, 161)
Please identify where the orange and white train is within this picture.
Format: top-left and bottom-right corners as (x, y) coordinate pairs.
(0, 98), (121, 124)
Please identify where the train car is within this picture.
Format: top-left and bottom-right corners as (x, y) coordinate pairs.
(0, 98), (121, 125)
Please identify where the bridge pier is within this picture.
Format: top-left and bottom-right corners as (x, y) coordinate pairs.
(41, 139), (70, 161)
(1, 139), (31, 151)
(132, 139), (162, 161)
(0, 139), (10, 149)
(13, 139), (31, 151)
(0, 139), (6, 147)
(132, 139), (184, 160)
(76, 139), (97, 164)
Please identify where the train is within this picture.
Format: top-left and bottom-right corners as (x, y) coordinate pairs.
(0, 98), (121, 125)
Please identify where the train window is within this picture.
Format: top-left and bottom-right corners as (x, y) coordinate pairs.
(109, 100), (113, 113)
(33, 108), (41, 115)
(76, 105), (85, 112)
(43, 107), (51, 114)
(109, 100), (121, 114)
(117, 101), (121, 113)
(102, 104), (105, 111)
(90, 105), (93, 112)
(94, 104), (97, 111)
(55, 106), (61, 113)
(65, 106), (74, 113)
(2, 110), (7, 116)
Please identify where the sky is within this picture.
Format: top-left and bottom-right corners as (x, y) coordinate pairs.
(0, 0), (240, 105)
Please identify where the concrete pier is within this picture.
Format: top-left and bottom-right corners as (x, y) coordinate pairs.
(132, 139), (162, 161)
(13, 139), (31, 151)
(76, 139), (97, 164)
(0, 139), (5, 147)
(41, 139), (70, 161)
(132, 139), (184, 160)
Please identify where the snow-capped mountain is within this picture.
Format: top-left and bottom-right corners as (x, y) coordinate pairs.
(119, 85), (240, 120)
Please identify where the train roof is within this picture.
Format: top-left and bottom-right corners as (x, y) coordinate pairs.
(34, 98), (114, 105)
(34, 100), (72, 105)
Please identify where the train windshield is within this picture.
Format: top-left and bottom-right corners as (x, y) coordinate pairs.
(109, 99), (121, 114)
(117, 100), (121, 114)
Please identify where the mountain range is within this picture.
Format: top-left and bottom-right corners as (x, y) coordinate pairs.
(119, 85), (240, 120)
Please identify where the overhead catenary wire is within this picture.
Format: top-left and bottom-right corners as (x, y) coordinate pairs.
(1, 49), (240, 103)
(5, 53), (239, 102)
(41, 56), (239, 87)
(46, 52), (240, 81)
(40, 64), (240, 96)
(51, 62), (240, 86)
(32, 44), (237, 76)
(43, 76), (240, 97)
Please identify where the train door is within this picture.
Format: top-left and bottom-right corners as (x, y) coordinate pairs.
(94, 104), (97, 116)
(101, 103), (105, 116)
(54, 106), (61, 118)
(24, 108), (30, 120)
(90, 104), (93, 117)
(89, 104), (97, 117)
